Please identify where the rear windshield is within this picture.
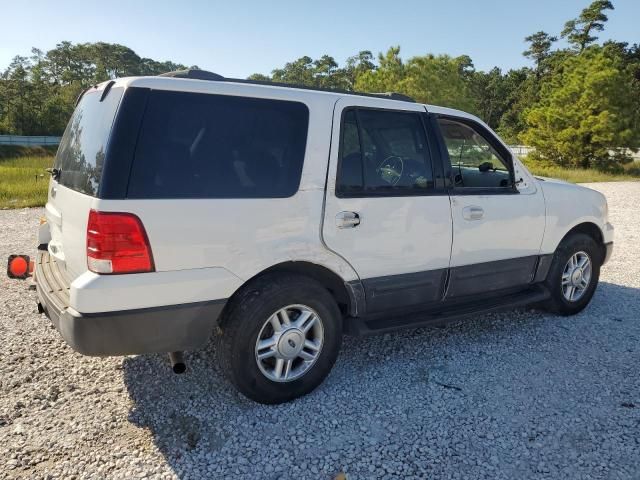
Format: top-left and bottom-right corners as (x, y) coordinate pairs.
(127, 90), (309, 198)
(55, 88), (123, 196)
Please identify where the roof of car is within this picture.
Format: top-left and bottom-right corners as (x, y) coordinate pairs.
(97, 69), (482, 123)
(156, 69), (417, 103)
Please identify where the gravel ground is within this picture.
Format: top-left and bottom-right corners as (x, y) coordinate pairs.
(1, 182), (639, 480)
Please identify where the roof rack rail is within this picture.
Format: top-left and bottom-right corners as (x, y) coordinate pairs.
(158, 69), (225, 81)
(370, 92), (416, 102)
(157, 69), (416, 103)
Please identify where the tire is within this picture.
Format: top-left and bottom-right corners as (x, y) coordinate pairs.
(543, 233), (602, 316)
(216, 273), (343, 404)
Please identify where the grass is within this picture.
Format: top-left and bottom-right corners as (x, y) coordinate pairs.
(0, 155), (53, 209)
(522, 162), (640, 183)
(521, 157), (640, 183)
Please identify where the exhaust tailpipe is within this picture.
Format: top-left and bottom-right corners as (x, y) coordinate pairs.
(168, 351), (186, 374)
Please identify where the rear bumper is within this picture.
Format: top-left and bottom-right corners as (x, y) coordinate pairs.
(36, 251), (226, 356)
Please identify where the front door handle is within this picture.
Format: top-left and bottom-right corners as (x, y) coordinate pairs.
(336, 211), (360, 228)
(462, 205), (484, 221)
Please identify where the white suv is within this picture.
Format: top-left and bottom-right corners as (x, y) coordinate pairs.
(32, 70), (613, 404)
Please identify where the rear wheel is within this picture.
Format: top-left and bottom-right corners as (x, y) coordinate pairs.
(543, 233), (601, 316)
(216, 273), (342, 404)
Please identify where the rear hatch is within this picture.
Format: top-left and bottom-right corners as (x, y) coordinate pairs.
(45, 85), (124, 280)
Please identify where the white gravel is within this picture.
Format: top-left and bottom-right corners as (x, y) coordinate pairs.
(1, 182), (639, 480)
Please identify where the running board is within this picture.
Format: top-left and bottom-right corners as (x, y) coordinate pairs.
(345, 285), (550, 336)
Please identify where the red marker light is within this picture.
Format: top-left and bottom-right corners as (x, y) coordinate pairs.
(7, 255), (30, 279)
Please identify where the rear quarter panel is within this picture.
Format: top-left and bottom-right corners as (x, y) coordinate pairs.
(90, 88), (358, 300)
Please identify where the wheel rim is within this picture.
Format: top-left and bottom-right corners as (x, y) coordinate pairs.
(255, 304), (324, 383)
(561, 251), (592, 302)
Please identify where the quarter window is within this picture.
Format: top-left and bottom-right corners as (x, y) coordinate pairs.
(127, 91), (309, 199)
(337, 109), (433, 195)
(437, 117), (513, 189)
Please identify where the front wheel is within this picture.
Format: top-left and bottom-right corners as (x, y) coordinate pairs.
(543, 233), (602, 316)
(216, 273), (342, 404)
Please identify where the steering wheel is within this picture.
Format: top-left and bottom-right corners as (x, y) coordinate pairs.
(376, 155), (404, 186)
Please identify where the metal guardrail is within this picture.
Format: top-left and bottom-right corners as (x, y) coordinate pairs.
(508, 145), (640, 160)
(508, 145), (535, 156)
(0, 135), (62, 146)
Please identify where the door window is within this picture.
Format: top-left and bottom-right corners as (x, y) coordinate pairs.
(337, 109), (433, 196)
(437, 117), (513, 189)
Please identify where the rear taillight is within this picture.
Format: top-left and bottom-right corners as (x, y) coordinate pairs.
(86, 210), (155, 274)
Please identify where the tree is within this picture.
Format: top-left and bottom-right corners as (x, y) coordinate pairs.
(249, 51), (375, 91)
(343, 50), (375, 89)
(403, 54), (476, 110)
(523, 31), (558, 74)
(354, 46), (405, 94)
(561, 0), (614, 52)
(265, 55), (352, 90)
(471, 67), (509, 129)
(0, 56), (34, 135)
(523, 47), (639, 170)
(495, 68), (534, 143)
(0, 41), (189, 135)
(354, 47), (477, 111)
(247, 73), (271, 82)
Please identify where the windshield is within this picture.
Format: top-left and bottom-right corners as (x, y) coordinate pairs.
(54, 87), (123, 196)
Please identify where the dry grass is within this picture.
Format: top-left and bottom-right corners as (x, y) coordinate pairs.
(0, 156), (53, 209)
(521, 158), (640, 183)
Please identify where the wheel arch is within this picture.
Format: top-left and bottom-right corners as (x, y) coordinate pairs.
(557, 221), (606, 262)
(222, 261), (361, 321)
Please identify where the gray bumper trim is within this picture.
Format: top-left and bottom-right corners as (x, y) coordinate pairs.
(36, 251), (226, 356)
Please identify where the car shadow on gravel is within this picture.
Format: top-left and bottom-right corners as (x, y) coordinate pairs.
(121, 281), (639, 478)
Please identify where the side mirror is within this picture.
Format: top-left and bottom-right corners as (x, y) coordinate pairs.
(478, 162), (493, 173)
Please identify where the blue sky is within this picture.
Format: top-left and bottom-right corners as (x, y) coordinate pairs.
(1, 0), (638, 77)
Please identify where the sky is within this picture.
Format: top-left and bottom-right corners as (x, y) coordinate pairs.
(1, 0), (638, 77)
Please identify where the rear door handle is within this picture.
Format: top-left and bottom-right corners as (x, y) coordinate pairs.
(462, 206), (484, 220)
(336, 211), (360, 228)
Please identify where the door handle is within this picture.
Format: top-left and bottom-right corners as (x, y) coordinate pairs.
(462, 206), (484, 220)
(336, 211), (360, 228)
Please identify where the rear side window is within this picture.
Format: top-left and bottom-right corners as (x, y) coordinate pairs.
(127, 91), (309, 198)
(55, 88), (124, 196)
(337, 108), (433, 196)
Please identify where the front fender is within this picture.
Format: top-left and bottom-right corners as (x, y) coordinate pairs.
(539, 179), (611, 253)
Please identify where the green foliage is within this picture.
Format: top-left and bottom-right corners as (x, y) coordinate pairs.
(0, 41), (191, 135)
(562, 0), (614, 52)
(470, 67), (515, 130)
(523, 31), (558, 72)
(353, 48), (478, 112)
(249, 50), (376, 91)
(523, 46), (639, 170)
(270, 55), (349, 90)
